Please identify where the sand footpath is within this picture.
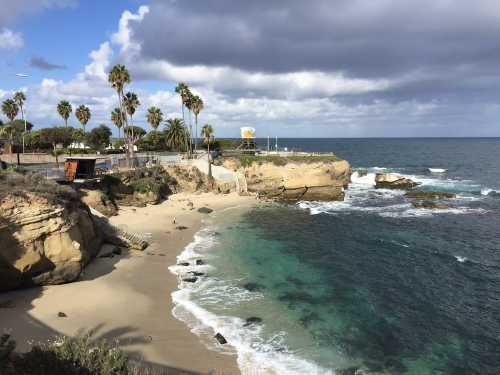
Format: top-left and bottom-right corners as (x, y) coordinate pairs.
(0, 192), (257, 375)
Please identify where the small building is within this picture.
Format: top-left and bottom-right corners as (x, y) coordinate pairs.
(64, 157), (103, 182)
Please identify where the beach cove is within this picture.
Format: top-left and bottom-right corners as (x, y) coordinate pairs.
(0, 192), (256, 375)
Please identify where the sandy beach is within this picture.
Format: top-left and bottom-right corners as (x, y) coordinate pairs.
(0, 192), (257, 375)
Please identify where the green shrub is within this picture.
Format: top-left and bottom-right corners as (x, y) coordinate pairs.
(3, 334), (130, 375)
(236, 154), (341, 167)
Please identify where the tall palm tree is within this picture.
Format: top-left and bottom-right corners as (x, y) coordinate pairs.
(75, 105), (91, 134)
(175, 82), (188, 122)
(147, 106), (163, 130)
(108, 64), (132, 161)
(201, 124), (214, 181)
(13, 91), (27, 153)
(123, 92), (140, 141)
(165, 118), (188, 152)
(111, 107), (126, 141)
(57, 100), (72, 127)
(191, 95), (204, 151)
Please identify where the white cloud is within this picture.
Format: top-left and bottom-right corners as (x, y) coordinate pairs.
(0, 28), (23, 50)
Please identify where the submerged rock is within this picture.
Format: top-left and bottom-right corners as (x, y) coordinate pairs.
(178, 262), (190, 266)
(411, 200), (450, 209)
(375, 173), (420, 189)
(243, 317), (263, 327)
(405, 191), (456, 199)
(214, 333), (227, 345)
(198, 207), (214, 214)
(195, 259), (205, 265)
(182, 277), (198, 283)
(242, 282), (265, 292)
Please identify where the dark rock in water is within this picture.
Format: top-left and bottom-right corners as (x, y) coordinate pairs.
(286, 276), (304, 286)
(278, 291), (316, 304)
(336, 367), (358, 375)
(176, 226), (188, 230)
(198, 207), (214, 214)
(405, 191), (456, 199)
(214, 333), (227, 344)
(178, 262), (190, 266)
(57, 312), (67, 318)
(243, 317), (263, 327)
(411, 200), (450, 209)
(375, 173), (420, 190)
(195, 259), (205, 265)
(357, 169), (368, 177)
(182, 277), (198, 283)
(242, 282), (264, 292)
(188, 271), (205, 277)
(299, 312), (321, 327)
(384, 358), (407, 373)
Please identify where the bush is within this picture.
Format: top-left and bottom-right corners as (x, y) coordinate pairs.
(1, 333), (133, 375)
(236, 154), (341, 167)
(0, 170), (77, 204)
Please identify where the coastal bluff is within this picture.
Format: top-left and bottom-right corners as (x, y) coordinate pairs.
(223, 156), (352, 201)
(0, 190), (103, 292)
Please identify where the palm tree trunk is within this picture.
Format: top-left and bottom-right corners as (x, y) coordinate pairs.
(207, 141), (212, 180)
(195, 114), (198, 153)
(117, 90), (131, 168)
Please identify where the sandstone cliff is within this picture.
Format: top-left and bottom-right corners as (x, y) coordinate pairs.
(0, 191), (103, 292)
(223, 156), (351, 201)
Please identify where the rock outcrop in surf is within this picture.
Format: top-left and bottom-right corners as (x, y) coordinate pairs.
(375, 173), (420, 189)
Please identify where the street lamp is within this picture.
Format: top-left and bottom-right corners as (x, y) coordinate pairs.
(15, 73), (29, 154)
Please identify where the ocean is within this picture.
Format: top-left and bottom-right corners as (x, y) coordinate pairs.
(170, 138), (500, 375)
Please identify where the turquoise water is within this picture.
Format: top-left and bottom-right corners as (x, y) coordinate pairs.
(171, 139), (500, 375)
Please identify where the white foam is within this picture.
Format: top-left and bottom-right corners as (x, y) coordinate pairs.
(481, 188), (499, 196)
(455, 256), (467, 263)
(429, 168), (447, 173)
(169, 228), (333, 375)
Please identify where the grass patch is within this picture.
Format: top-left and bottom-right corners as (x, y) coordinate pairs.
(236, 154), (342, 167)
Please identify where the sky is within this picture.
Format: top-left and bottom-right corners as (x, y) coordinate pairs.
(1, 0), (500, 138)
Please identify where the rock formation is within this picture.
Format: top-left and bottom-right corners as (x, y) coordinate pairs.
(375, 173), (420, 189)
(0, 191), (103, 291)
(224, 157), (351, 201)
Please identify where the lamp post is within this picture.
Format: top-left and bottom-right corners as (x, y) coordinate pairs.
(15, 73), (29, 154)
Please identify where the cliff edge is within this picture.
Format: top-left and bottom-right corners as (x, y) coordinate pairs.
(0, 173), (103, 292)
(223, 155), (351, 201)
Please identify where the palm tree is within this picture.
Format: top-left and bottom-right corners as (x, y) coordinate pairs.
(2, 99), (19, 124)
(175, 82), (188, 122)
(201, 124), (214, 181)
(165, 118), (188, 152)
(123, 91), (140, 141)
(111, 108), (126, 141)
(0, 123), (15, 145)
(147, 106), (163, 130)
(191, 95), (204, 151)
(13, 91), (27, 153)
(57, 100), (72, 127)
(108, 64), (132, 161)
(75, 105), (91, 134)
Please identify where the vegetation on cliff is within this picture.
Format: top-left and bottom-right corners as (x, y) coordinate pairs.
(235, 154), (342, 167)
(0, 333), (160, 375)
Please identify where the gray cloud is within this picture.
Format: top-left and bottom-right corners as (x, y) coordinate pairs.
(0, 0), (77, 27)
(132, 0), (500, 81)
(30, 56), (67, 70)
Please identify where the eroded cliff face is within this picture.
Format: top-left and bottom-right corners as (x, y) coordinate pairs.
(224, 158), (352, 201)
(0, 192), (103, 291)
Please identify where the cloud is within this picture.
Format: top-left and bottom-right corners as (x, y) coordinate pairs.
(0, 0), (77, 27)
(30, 56), (67, 70)
(3, 3), (500, 137)
(0, 28), (23, 49)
